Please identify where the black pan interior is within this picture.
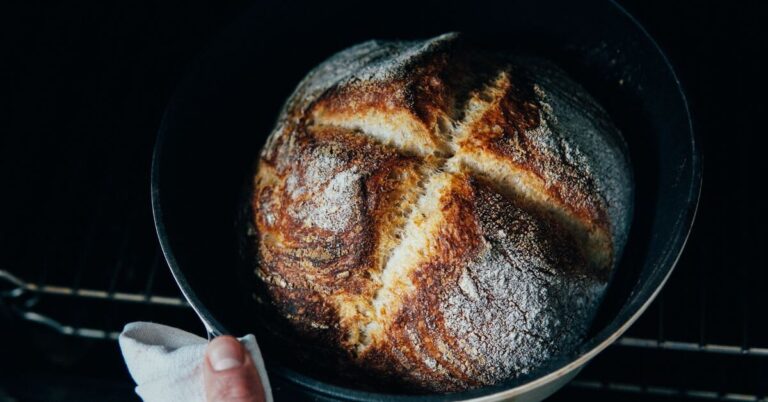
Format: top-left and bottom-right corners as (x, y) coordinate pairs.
(151, 0), (701, 400)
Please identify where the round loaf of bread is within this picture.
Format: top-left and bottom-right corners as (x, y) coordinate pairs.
(250, 33), (632, 392)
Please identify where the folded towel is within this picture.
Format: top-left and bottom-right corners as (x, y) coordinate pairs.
(119, 322), (272, 402)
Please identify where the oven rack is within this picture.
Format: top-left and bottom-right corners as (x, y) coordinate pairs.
(3, 267), (765, 359)
(2, 245), (766, 401)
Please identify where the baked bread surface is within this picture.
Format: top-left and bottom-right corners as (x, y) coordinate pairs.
(251, 33), (632, 391)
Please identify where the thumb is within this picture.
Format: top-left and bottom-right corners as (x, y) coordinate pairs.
(203, 336), (266, 402)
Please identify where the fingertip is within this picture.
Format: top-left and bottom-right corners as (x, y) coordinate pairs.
(204, 337), (265, 402)
(207, 336), (245, 372)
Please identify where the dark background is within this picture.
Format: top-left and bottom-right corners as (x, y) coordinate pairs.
(1, 0), (766, 400)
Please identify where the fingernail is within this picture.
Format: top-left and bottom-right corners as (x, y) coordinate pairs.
(209, 339), (244, 371)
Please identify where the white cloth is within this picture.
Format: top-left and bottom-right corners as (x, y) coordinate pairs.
(119, 322), (273, 402)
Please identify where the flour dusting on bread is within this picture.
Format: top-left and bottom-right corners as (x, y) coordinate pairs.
(250, 33), (633, 392)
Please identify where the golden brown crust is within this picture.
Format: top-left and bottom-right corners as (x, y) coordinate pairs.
(249, 33), (632, 391)
(351, 175), (604, 391)
(254, 123), (436, 347)
(360, 173), (484, 389)
(456, 70), (607, 230)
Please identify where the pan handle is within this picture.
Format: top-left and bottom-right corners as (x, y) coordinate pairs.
(203, 323), (222, 341)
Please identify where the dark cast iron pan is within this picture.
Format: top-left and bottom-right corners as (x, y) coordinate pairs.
(151, 0), (702, 400)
